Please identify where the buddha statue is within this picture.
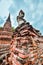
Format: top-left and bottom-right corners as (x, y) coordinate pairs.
(17, 10), (26, 25)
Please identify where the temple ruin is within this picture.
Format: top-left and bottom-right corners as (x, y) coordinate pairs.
(0, 10), (43, 65)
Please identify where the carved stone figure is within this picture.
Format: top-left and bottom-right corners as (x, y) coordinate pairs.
(17, 10), (26, 25)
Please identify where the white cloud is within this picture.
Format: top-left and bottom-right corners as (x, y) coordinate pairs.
(0, 0), (13, 18)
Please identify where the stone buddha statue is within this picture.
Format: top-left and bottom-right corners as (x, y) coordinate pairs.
(17, 10), (26, 25)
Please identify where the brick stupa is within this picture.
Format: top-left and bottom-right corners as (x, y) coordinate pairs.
(10, 10), (43, 65)
(0, 14), (13, 44)
(0, 10), (43, 65)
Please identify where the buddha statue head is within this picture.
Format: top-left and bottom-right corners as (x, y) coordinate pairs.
(19, 10), (25, 18)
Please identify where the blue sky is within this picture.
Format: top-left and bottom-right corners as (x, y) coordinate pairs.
(0, 0), (43, 35)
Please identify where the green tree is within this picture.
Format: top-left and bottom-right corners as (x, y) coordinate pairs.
(12, 27), (15, 32)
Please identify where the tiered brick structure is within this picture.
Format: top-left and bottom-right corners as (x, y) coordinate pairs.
(0, 14), (13, 65)
(0, 10), (43, 65)
(9, 10), (43, 65)
(0, 14), (13, 44)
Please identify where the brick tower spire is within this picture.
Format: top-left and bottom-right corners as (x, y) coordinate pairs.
(4, 13), (12, 32)
(6, 13), (11, 22)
